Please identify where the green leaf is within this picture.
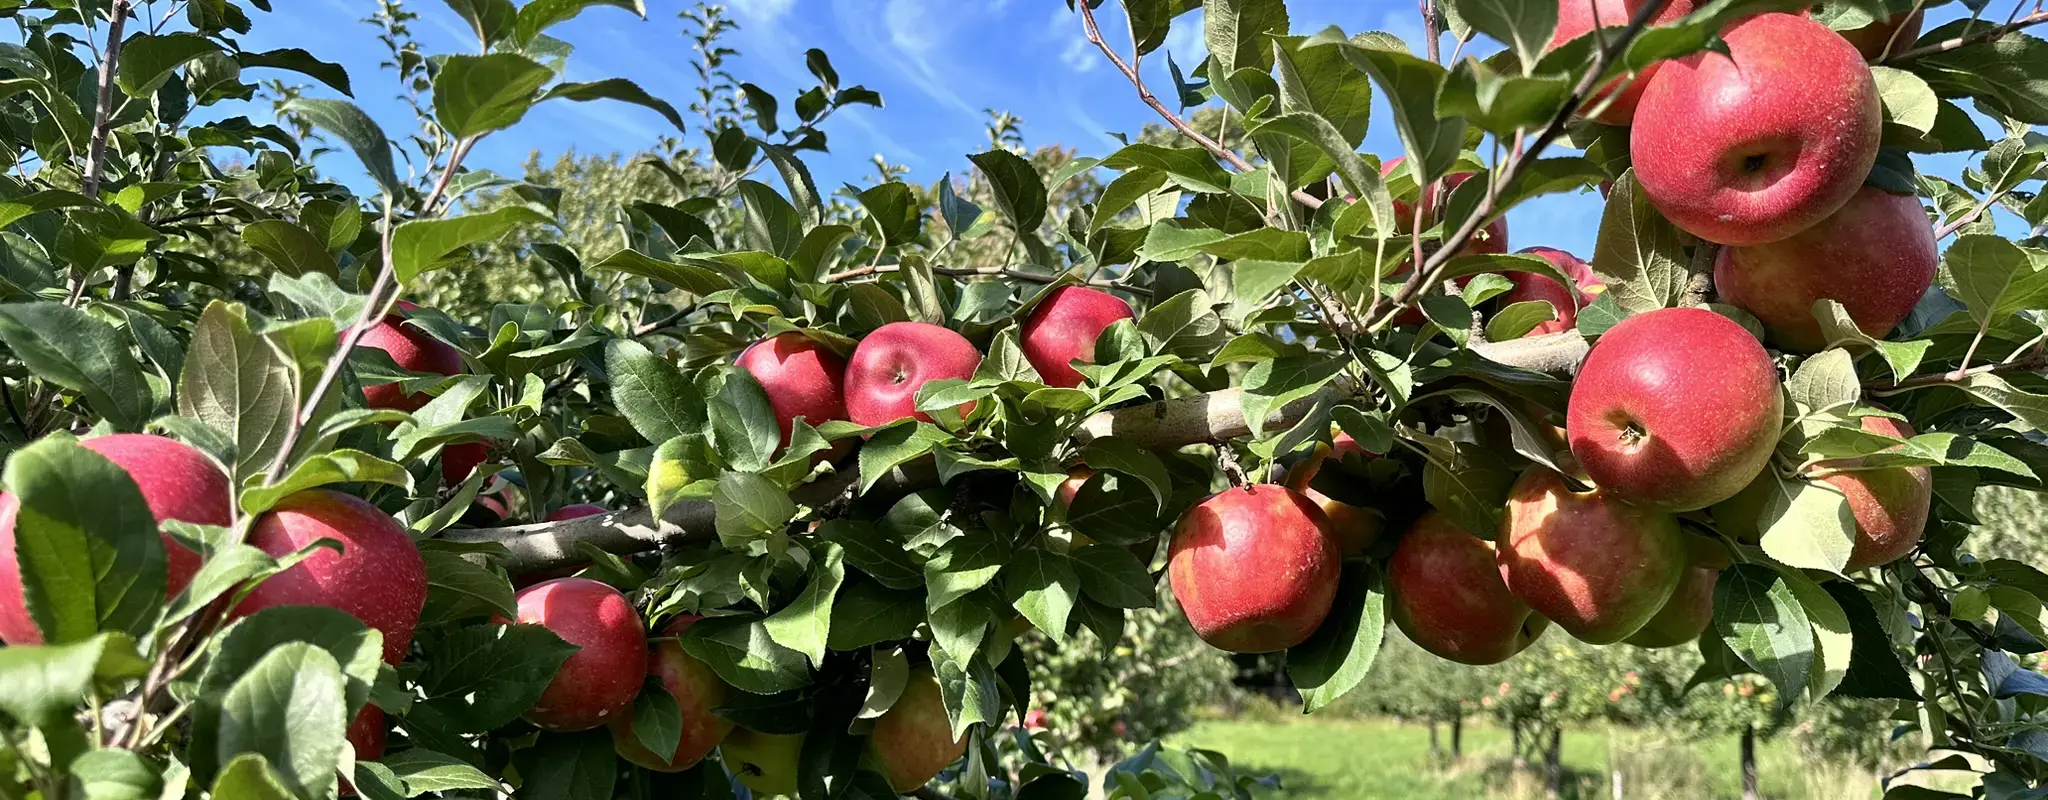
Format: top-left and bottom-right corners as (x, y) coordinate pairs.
(712, 472), (795, 552)
(1811, 299), (1929, 384)
(540, 78), (685, 132)
(1590, 170), (1689, 313)
(627, 684), (683, 765)
(828, 579), (924, 651)
(1871, 65), (1938, 134)
(1205, 0), (1290, 77)
(817, 520), (922, 591)
(283, 99), (401, 197)
(4, 437), (164, 643)
(705, 367), (779, 473)
(680, 615), (812, 693)
(1775, 567), (1851, 702)
(970, 149), (1048, 233)
(1446, 0), (1556, 73)
(1080, 438), (1172, 512)
(1137, 289), (1230, 360)
(416, 623), (579, 732)
(1946, 234), (2048, 328)
(1332, 42), (1464, 186)
(213, 642), (348, 798)
(380, 749), (500, 794)
(201, 605), (382, 718)
(242, 220), (338, 278)
(1098, 144), (1235, 194)
(605, 339), (704, 445)
(1752, 474), (1858, 577)
(1714, 564), (1816, 711)
(513, 0), (646, 48)
(0, 189), (95, 230)
(1418, 437), (1516, 536)
(738, 180), (805, 258)
(514, 730), (616, 800)
(588, 248), (731, 295)
(0, 301), (152, 432)
(117, 33), (222, 97)
(210, 754), (295, 800)
(239, 450), (411, 515)
(238, 48), (353, 97)
(68, 748), (162, 800)
(433, 53), (552, 138)
(420, 550), (518, 625)
(1289, 563), (1386, 713)
(1002, 549), (1079, 646)
(390, 206), (552, 282)
(764, 542), (845, 667)
(1960, 372), (2048, 431)
(858, 422), (951, 493)
(1487, 300), (1558, 341)
(925, 531), (1006, 612)
(1240, 355), (1347, 438)
(855, 181), (924, 247)
(1786, 348), (1859, 414)
(443, 0), (518, 48)
(0, 633), (147, 726)
(1072, 545), (1156, 609)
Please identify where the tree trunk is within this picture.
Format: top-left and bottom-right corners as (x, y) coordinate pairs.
(1741, 724), (1760, 800)
(1429, 718), (1442, 760)
(1451, 714), (1464, 758)
(1512, 720), (1527, 773)
(1545, 728), (1563, 799)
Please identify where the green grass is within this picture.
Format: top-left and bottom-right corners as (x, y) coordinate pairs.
(1169, 716), (1877, 799)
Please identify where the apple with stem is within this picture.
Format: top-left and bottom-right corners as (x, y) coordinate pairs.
(1167, 485), (1341, 653)
(1387, 512), (1548, 665)
(512, 577), (648, 732)
(1497, 468), (1687, 645)
(844, 322), (983, 426)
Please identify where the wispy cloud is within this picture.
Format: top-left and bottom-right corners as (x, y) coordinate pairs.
(830, 0), (982, 120)
(729, 0), (798, 22)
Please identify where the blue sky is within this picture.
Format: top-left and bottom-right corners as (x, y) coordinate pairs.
(235, 1), (1996, 258)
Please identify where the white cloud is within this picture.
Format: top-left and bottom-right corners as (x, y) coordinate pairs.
(1163, 9), (1207, 65)
(730, 0), (798, 22)
(1059, 38), (1098, 73)
(830, 0), (981, 119)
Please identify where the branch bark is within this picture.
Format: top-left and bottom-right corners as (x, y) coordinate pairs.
(1881, 9), (2048, 63)
(63, 0), (132, 305)
(450, 332), (1587, 570)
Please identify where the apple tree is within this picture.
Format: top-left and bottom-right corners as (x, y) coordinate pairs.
(6, 0), (2048, 797)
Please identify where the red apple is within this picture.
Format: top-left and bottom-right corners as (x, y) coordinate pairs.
(1020, 286), (1136, 388)
(1820, 415), (1933, 572)
(1167, 485), (1341, 653)
(1281, 434), (1386, 554)
(347, 705), (387, 762)
(610, 616), (732, 771)
(1501, 247), (1604, 337)
(1568, 307), (1782, 511)
(1549, 0), (1701, 126)
(0, 434), (227, 644)
(546, 504), (607, 522)
(735, 332), (848, 446)
(867, 665), (969, 792)
(1497, 468), (1686, 644)
(1387, 512), (1548, 665)
(235, 490), (427, 665)
(1714, 186), (1936, 353)
(512, 577), (648, 731)
(441, 441), (488, 488)
(1383, 157), (1509, 255)
(1625, 551), (1722, 649)
(475, 493), (510, 521)
(844, 322), (982, 426)
(1631, 13), (1881, 245)
(352, 301), (465, 412)
(1837, 8), (1922, 59)
(1024, 709), (1049, 730)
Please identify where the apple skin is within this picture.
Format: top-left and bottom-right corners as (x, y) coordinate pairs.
(1167, 485), (1341, 653)
(1387, 512), (1548, 665)
(347, 705), (387, 761)
(1503, 247), (1605, 337)
(511, 577), (649, 732)
(1383, 157), (1509, 255)
(867, 665), (969, 792)
(1838, 9), (1922, 59)
(610, 616), (732, 772)
(234, 490), (427, 665)
(1020, 286), (1135, 388)
(1630, 12), (1881, 245)
(720, 728), (805, 796)
(0, 434), (228, 645)
(735, 332), (848, 446)
(1549, 0), (1701, 126)
(1567, 307), (1783, 512)
(442, 441), (488, 487)
(1714, 186), (1936, 353)
(1625, 560), (1720, 648)
(843, 322), (983, 427)
(353, 301), (465, 412)
(546, 504), (607, 522)
(1824, 415), (1933, 572)
(1024, 709), (1048, 730)
(1498, 468), (1686, 645)
(1280, 434), (1386, 554)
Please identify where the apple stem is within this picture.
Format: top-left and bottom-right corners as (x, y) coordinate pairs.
(1214, 444), (1250, 488)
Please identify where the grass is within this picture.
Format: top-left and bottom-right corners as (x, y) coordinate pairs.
(1168, 716), (1879, 799)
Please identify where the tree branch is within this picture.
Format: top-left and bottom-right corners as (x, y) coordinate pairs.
(449, 332), (1585, 570)
(1882, 9), (2048, 63)
(1934, 188), (2013, 240)
(825, 263), (1147, 295)
(63, 0), (132, 305)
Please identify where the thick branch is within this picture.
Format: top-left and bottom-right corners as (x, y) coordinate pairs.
(452, 332), (1587, 570)
(1882, 9), (2048, 63)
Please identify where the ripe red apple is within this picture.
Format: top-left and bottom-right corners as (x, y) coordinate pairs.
(1837, 8), (1922, 59)
(441, 441), (488, 488)
(1714, 186), (1936, 353)
(1501, 247), (1605, 337)
(512, 577), (649, 731)
(1167, 485), (1341, 653)
(610, 616), (732, 771)
(234, 490), (426, 665)
(1387, 512), (1547, 665)
(546, 504), (607, 522)
(353, 301), (465, 412)
(844, 322), (982, 427)
(475, 493), (510, 521)
(1497, 468), (1686, 644)
(347, 705), (387, 761)
(1568, 307), (1782, 511)
(1625, 537), (1725, 648)
(0, 434), (227, 644)
(735, 332), (848, 446)
(1023, 709), (1049, 730)
(1281, 434), (1386, 554)
(867, 665), (969, 792)
(1020, 286), (1135, 388)
(1549, 0), (1701, 126)
(1631, 13), (1881, 245)
(721, 728), (804, 796)
(1820, 415), (1933, 572)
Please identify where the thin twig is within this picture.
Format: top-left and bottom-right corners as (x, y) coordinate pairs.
(1883, 9), (2048, 62)
(1934, 188), (2013, 240)
(63, 0), (133, 305)
(1367, 0), (1675, 330)
(825, 263), (1147, 295)
(1870, 350), (2048, 392)
(1076, 2), (1324, 211)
